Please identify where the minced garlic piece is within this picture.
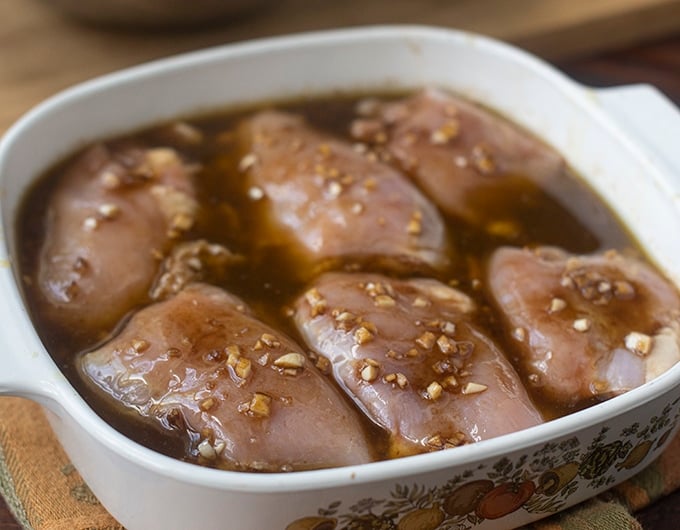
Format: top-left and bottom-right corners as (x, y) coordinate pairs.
(406, 211), (423, 235)
(170, 122), (204, 144)
(145, 148), (178, 173)
(259, 333), (280, 348)
(363, 177), (378, 191)
(351, 202), (364, 215)
(100, 170), (121, 189)
(560, 276), (575, 289)
(235, 358), (252, 379)
(238, 153), (257, 172)
(248, 186), (264, 201)
(315, 356), (330, 373)
(416, 331), (436, 350)
(549, 297), (567, 313)
(374, 295), (396, 308)
(598, 281), (612, 293)
(442, 375), (458, 389)
(197, 440), (217, 460)
(171, 212), (194, 231)
(335, 311), (356, 322)
(354, 326), (374, 345)
(613, 280), (636, 300)
(437, 335), (456, 355)
(412, 296), (430, 308)
(471, 145), (495, 174)
(360, 363), (379, 382)
(425, 434), (443, 448)
(384, 372), (408, 388)
(512, 327), (526, 342)
(305, 287), (327, 316)
(199, 397), (217, 412)
(573, 318), (591, 332)
(430, 120), (460, 145)
(424, 432), (465, 450)
(213, 440), (226, 455)
(355, 98), (380, 117)
(97, 203), (120, 219)
(440, 321), (456, 336)
(83, 217), (99, 231)
(225, 345), (240, 364)
(273, 352), (305, 369)
(249, 393), (272, 417)
(454, 155), (468, 168)
(461, 382), (488, 395)
(361, 320), (377, 334)
(334, 311), (357, 331)
(327, 181), (343, 198)
(426, 381), (443, 400)
(425, 319), (441, 330)
(317, 142), (332, 156)
(624, 331), (652, 356)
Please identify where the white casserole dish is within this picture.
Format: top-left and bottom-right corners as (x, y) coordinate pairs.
(2, 26), (680, 530)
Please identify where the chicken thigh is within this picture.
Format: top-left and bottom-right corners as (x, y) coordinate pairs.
(293, 272), (543, 457)
(37, 144), (198, 332)
(80, 282), (373, 471)
(236, 110), (449, 274)
(488, 246), (680, 409)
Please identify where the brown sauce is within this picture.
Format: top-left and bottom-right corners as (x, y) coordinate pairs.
(15, 92), (637, 465)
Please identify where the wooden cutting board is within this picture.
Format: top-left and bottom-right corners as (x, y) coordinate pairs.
(1, 0), (679, 133)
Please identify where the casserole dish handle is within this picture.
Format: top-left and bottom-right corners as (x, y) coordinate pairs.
(595, 84), (680, 185)
(0, 267), (56, 400)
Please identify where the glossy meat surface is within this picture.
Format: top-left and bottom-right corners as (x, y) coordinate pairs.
(357, 89), (564, 225)
(488, 247), (680, 408)
(293, 272), (543, 457)
(236, 110), (449, 273)
(37, 144), (198, 331)
(80, 283), (373, 471)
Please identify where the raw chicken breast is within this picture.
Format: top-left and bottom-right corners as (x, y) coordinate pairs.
(354, 89), (564, 225)
(236, 110), (449, 274)
(488, 246), (680, 409)
(37, 144), (198, 331)
(80, 283), (373, 471)
(293, 272), (543, 457)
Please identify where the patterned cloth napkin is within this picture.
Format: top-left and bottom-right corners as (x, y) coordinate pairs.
(1, 397), (677, 530)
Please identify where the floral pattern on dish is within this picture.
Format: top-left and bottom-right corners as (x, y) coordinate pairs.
(286, 396), (680, 529)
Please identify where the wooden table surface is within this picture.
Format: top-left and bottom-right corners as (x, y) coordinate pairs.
(1, 1), (679, 528)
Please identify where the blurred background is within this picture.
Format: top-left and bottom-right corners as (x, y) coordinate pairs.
(1, 0), (679, 133)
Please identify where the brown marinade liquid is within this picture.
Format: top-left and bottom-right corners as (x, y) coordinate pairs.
(15, 93), (637, 465)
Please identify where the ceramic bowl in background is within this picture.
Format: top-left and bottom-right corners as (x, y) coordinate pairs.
(39, 0), (273, 28)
